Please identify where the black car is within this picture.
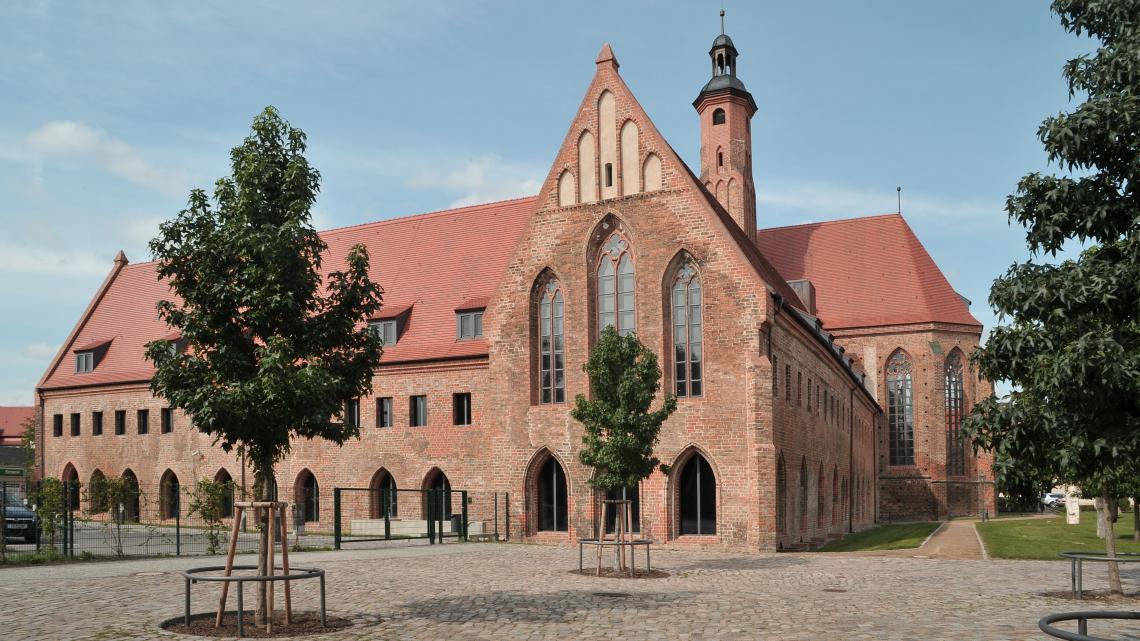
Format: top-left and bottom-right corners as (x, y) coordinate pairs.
(3, 490), (38, 543)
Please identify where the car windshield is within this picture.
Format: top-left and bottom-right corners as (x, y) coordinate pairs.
(4, 491), (27, 508)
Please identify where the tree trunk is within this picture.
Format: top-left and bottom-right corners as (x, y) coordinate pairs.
(1095, 497), (1107, 539)
(1133, 496), (1139, 542)
(1102, 493), (1123, 595)
(254, 461), (273, 626)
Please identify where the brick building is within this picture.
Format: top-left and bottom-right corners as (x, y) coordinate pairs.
(34, 32), (993, 551)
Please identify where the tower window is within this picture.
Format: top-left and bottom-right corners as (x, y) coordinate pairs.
(717, 151), (723, 167)
(604, 163), (613, 188)
(712, 109), (726, 125)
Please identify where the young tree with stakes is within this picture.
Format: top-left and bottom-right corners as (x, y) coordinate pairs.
(572, 326), (676, 572)
(145, 106), (383, 623)
(963, 0), (1140, 594)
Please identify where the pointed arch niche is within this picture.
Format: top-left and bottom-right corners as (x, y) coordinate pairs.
(369, 468), (398, 518)
(558, 169), (576, 207)
(620, 120), (640, 196)
(643, 153), (662, 192)
(578, 131), (597, 203)
(673, 448), (717, 536)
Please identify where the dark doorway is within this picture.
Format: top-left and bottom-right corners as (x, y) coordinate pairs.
(679, 453), (716, 535)
(538, 457), (568, 532)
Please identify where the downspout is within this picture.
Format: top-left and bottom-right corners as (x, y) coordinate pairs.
(37, 390), (45, 484)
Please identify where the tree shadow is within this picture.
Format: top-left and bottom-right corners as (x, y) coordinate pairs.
(399, 589), (699, 624)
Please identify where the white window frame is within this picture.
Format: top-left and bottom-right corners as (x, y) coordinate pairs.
(76, 351), (95, 373)
(369, 320), (398, 347)
(456, 310), (484, 340)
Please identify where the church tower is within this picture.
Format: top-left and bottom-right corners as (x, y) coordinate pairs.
(694, 13), (758, 240)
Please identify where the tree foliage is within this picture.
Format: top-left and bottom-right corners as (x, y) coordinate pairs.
(144, 106), (384, 488)
(572, 326), (677, 492)
(963, 0), (1140, 591)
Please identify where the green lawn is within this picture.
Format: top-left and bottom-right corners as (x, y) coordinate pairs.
(976, 516), (1140, 560)
(815, 522), (940, 552)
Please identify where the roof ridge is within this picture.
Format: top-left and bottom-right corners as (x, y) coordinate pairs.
(758, 212), (902, 232)
(319, 195), (538, 236)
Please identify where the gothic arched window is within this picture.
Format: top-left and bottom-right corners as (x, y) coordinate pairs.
(537, 457), (568, 532)
(597, 232), (635, 336)
(539, 278), (566, 404)
(672, 260), (703, 397)
(886, 350), (915, 465)
(679, 453), (717, 535)
(945, 351), (966, 476)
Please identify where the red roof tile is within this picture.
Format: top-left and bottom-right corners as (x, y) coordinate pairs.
(0, 407), (34, 434)
(39, 197), (536, 391)
(756, 213), (980, 330)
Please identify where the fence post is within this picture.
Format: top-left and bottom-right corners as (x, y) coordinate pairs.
(438, 491), (445, 544)
(383, 490), (391, 541)
(461, 491), (469, 542)
(426, 491), (435, 544)
(505, 492), (510, 541)
(493, 492), (499, 542)
(333, 488), (342, 550)
(175, 493), (181, 556)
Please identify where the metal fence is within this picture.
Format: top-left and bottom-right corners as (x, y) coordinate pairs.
(332, 487), (510, 548)
(0, 480), (341, 563)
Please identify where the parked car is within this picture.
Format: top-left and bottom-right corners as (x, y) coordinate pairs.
(3, 490), (38, 543)
(1042, 492), (1067, 507)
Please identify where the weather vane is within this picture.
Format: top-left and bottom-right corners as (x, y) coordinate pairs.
(720, 9), (726, 35)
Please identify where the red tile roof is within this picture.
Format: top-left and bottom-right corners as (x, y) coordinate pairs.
(756, 213), (980, 330)
(0, 407), (34, 443)
(38, 197), (536, 391)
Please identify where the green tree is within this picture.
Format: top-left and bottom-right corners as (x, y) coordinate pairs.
(963, 0), (1140, 594)
(144, 106), (383, 620)
(20, 415), (35, 489)
(572, 326), (676, 526)
(33, 478), (65, 548)
(187, 479), (233, 555)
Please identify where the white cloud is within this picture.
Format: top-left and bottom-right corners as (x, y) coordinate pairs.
(0, 243), (108, 276)
(26, 121), (188, 196)
(758, 181), (1001, 227)
(407, 155), (542, 208)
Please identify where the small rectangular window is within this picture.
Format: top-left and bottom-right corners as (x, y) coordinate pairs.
(409, 395), (428, 427)
(161, 407), (173, 433)
(345, 399), (360, 428)
(369, 320), (397, 347)
(605, 163), (613, 187)
(456, 311), (484, 340)
(75, 351), (94, 373)
(785, 365), (792, 401)
(114, 410), (126, 435)
(453, 393), (472, 426)
(771, 355), (779, 397)
(92, 411), (103, 436)
(70, 413), (80, 436)
(53, 414), (63, 437)
(137, 409), (149, 435)
(376, 397), (392, 428)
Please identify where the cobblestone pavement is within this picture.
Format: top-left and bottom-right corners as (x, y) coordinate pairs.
(2, 542), (1138, 641)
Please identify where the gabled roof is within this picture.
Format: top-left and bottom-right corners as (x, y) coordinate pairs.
(756, 213), (980, 330)
(38, 197), (536, 391)
(0, 407), (34, 434)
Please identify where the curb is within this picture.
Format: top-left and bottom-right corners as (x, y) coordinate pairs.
(972, 522), (990, 560)
(918, 521), (947, 550)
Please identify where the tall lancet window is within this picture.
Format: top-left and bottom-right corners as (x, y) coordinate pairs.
(945, 351), (966, 476)
(886, 350), (915, 465)
(597, 232), (635, 336)
(672, 260), (703, 397)
(539, 278), (566, 404)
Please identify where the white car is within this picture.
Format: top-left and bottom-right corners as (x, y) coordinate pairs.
(1042, 492), (1067, 507)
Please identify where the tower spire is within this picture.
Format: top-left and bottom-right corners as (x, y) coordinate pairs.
(720, 8), (725, 35)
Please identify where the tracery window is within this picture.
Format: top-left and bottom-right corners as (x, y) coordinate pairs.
(886, 351), (915, 465)
(539, 278), (566, 404)
(597, 232), (635, 336)
(945, 351), (966, 476)
(672, 261), (703, 397)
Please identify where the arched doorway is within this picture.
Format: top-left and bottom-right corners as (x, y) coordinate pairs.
(537, 457), (568, 532)
(62, 463), (80, 511)
(678, 452), (717, 535)
(214, 469), (234, 519)
(422, 469), (452, 520)
(160, 469), (180, 520)
(121, 469), (140, 522)
(295, 470), (319, 523)
(369, 469), (398, 518)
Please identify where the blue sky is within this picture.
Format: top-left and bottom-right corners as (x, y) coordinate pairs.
(0, 1), (1086, 405)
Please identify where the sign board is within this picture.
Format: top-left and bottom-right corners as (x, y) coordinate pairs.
(0, 467), (22, 477)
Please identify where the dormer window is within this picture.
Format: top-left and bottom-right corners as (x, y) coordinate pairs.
(457, 310), (484, 340)
(76, 351), (95, 373)
(370, 320), (398, 347)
